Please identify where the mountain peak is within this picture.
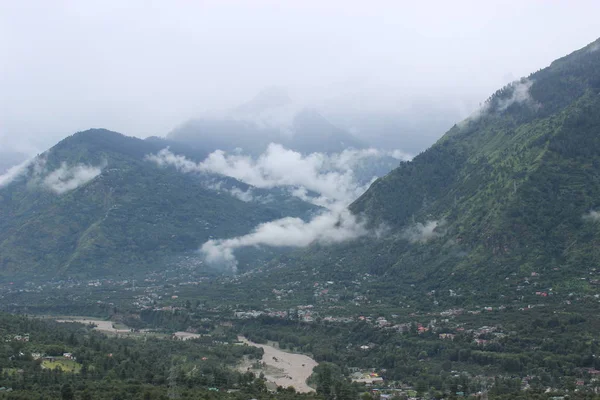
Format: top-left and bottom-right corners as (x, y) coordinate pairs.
(233, 86), (292, 114)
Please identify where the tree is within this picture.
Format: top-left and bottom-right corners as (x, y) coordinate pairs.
(61, 383), (74, 400)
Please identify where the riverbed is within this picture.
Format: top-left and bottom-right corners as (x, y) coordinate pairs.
(55, 318), (131, 334)
(237, 336), (318, 393)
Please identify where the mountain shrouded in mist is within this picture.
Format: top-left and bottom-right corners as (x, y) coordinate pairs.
(0, 129), (320, 278)
(223, 38), (600, 297)
(3, 37), (600, 290)
(168, 87), (366, 155)
(0, 123), (401, 279)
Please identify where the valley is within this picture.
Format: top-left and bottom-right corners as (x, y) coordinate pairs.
(1, 26), (600, 400)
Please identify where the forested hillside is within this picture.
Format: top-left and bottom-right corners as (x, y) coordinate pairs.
(262, 38), (600, 300)
(0, 130), (316, 279)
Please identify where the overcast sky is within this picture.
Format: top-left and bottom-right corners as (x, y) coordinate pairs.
(1, 0), (599, 154)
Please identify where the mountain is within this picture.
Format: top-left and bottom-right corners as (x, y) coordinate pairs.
(322, 104), (464, 155)
(168, 88), (366, 155)
(0, 129), (317, 280)
(254, 38), (600, 301)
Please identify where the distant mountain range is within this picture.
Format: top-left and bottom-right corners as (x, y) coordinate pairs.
(4, 37), (600, 294)
(168, 87), (366, 155)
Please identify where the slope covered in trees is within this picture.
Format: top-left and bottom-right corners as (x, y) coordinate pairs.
(264, 38), (600, 299)
(0, 129), (316, 279)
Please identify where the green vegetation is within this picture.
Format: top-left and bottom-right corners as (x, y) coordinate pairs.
(3, 34), (600, 400)
(0, 312), (316, 400)
(0, 129), (317, 279)
(274, 37), (600, 300)
(40, 359), (81, 373)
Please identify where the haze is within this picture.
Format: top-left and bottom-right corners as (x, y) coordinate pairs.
(1, 0), (599, 154)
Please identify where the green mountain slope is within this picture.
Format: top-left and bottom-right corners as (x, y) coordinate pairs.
(263, 38), (600, 299)
(0, 129), (316, 279)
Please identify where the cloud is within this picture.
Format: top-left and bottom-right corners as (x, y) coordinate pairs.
(496, 79), (536, 112)
(0, 156), (104, 195)
(40, 162), (104, 194)
(403, 220), (445, 243)
(147, 144), (408, 208)
(148, 144), (408, 270)
(0, 158), (33, 188)
(200, 208), (367, 272)
(583, 210), (600, 222)
(459, 79), (537, 126)
(205, 181), (255, 202)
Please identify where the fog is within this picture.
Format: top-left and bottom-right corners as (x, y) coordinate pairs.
(1, 1), (600, 154)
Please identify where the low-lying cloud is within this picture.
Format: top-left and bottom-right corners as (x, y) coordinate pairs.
(403, 219), (446, 243)
(0, 156), (104, 194)
(461, 79), (537, 126)
(147, 144), (411, 270)
(496, 79), (536, 112)
(205, 181), (256, 203)
(583, 210), (600, 222)
(0, 158), (33, 188)
(41, 162), (104, 194)
(200, 208), (367, 273)
(147, 144), (409, 207)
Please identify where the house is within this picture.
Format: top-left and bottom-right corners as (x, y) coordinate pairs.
(63, 353), (74, 360)
(439, 333), (456, 340)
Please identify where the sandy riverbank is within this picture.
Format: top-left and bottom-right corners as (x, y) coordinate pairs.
(56, 318), (199, 341)
(237, 336), (318, 393)
(56, 318), (131, 334)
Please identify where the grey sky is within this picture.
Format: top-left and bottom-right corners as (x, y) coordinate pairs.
(1, 0), (599, 154)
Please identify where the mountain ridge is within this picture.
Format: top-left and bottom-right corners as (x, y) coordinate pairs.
(0, 129), (318, 279)
(249, 38), (600, 300)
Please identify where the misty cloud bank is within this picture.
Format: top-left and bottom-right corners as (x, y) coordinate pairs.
(204, 181), (256, 203)
(496, 79), (538, 112)
(403, 220), (446, 243)
(0, 158), (33, 188)
(0, 156), (104, 194)
(147, 144), (409, 207)
(463, 79), (537, 125)
(40, 162), (103, 194)
(200, 209), (367, 273)
(583, 210), (600, 222)
(146, 144), (409, 270)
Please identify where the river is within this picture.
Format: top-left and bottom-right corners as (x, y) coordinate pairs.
(237, 336), (318, 393)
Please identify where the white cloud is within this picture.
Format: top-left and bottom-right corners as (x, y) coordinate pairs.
(200, 208), (367, 272)
(147, 144), (408, 208)
(205, 181), (255, 202)
(496, 79), (536, 112)
(460, 79), (537, 127)
(147, 144), (408, 270)
(0, 158), (33, 188)
(41, 162), (103, 194)
(403, 220), (445, 243)
(583, 210), (600, 222)
(0, 156), (104, 195)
